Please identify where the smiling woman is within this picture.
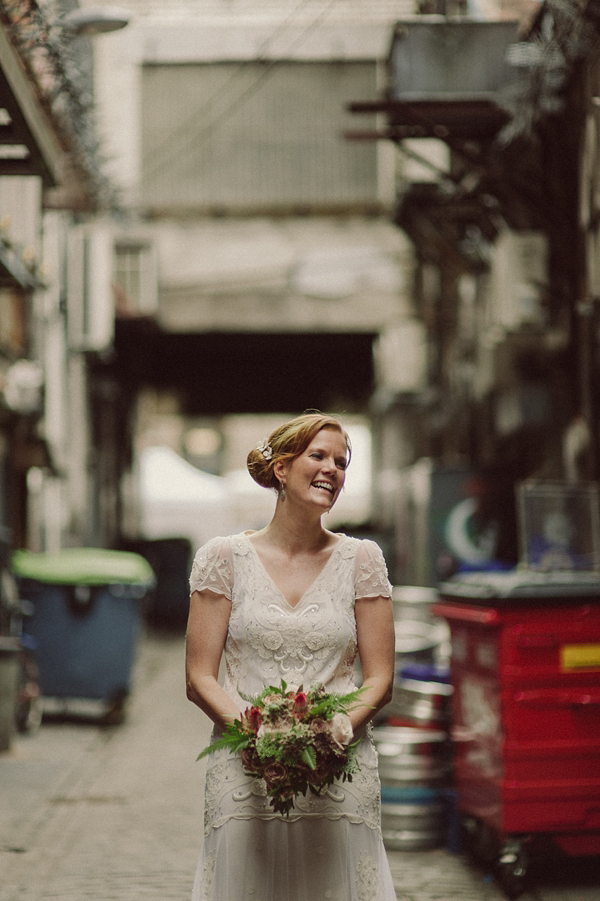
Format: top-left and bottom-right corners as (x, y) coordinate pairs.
(246, 412), (351, 494)
(185, 411), (396, 901)
(279, 428), (348, 511)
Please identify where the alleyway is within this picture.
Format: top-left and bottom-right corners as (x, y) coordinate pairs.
(1, 631), (599, 901)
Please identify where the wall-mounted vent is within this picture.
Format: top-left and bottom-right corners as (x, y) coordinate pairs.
(67, 222), (114, 352)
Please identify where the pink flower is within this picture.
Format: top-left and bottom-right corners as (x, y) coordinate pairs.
(262, 693), (284, 706)
(330, 713), (353, 746)
(240, 747), (263, 774)
(293, 691), (309, 717)
(309, 717), (329, 735)
(241, 706), (263, 732)
(263, 761), (288, 787)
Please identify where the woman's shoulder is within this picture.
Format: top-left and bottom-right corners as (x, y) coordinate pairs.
(190, 534), (247, 597)
(334, 533), (385, 558)
(358, 536), (387, 556)
(342, 536), (392, 598)
(193, 534), (230, 559)
(193, 532), (249, 557)
(190, 535), (241, 577)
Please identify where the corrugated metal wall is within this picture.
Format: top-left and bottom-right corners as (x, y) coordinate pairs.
(141, 61), (377, 212)
(125, 0), (415, 20)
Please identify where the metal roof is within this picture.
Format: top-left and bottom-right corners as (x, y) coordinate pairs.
(0, 20), (64, 186)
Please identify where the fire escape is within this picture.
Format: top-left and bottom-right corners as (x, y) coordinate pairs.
(349, 3), (600, 478)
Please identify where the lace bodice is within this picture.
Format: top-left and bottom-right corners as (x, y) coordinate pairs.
(189, 532), (392, 710)
(190, 532), (392, 835)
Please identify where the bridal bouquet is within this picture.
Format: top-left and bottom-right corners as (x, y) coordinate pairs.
(198, 680), (365, 816)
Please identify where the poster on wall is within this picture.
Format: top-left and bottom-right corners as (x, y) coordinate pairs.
(399, 465), (518, 585)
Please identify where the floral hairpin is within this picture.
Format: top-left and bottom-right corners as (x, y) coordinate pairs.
(257, 439), (273, 461)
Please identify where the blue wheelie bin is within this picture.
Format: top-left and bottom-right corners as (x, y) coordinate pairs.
(12, 548), (155, 722)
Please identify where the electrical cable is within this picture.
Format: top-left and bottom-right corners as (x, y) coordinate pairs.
(142, 0), (342, 181)
(141, 0), (316, 171)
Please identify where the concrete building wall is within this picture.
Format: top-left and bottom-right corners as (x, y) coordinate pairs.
(91, 5), (418, 338)
(92, 9), (409, 204)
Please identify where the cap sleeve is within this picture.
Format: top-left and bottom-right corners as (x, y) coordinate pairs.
(189, 536), (233, 599)
(354, 538), (392, 600)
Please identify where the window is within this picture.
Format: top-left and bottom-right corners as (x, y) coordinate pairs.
(113, 242), (158, 315)
(141, 61), (378, 213)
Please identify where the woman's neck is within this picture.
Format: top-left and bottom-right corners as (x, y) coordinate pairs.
(258, 504), (331, 554)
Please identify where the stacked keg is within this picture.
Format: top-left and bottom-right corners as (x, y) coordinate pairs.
(375, 585), (453, 851)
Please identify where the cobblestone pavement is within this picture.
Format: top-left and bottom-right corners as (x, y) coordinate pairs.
(1, 631), (599, 901)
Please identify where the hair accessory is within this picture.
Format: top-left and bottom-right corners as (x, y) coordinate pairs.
(257, 440), (273, 461)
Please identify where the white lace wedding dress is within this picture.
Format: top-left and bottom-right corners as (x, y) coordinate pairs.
(189, 532), (397, 901)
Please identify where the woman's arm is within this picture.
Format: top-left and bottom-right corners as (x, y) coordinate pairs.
(351, 594), (395, 737)
(185, 589), (240, 728)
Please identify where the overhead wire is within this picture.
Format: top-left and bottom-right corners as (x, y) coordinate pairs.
(142, 0), (342, 181)
(143, 0), (316, 168)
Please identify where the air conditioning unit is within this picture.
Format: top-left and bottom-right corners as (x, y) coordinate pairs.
(374, 320), (428, 394)
(67, 221), (115, 352)
(488, 230), (548, 332)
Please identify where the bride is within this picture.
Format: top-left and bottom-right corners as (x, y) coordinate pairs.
(185, 412), (397, 901)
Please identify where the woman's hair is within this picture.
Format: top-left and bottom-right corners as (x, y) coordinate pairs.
(247, 412), (351, 491)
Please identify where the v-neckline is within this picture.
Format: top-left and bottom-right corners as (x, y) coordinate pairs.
(243, 533), (345, 610)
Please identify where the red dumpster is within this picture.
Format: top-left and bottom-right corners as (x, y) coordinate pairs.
(433, 570), (600, 897)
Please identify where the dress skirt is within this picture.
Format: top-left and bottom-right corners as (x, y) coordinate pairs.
(192, 812), (397, 901)
(191, 741), (397, 901)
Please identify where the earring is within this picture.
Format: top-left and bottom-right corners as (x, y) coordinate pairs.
(280, 481), (286, 501)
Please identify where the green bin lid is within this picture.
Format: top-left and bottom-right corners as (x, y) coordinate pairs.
(11, 548), (155, 587)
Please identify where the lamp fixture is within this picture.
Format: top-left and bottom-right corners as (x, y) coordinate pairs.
(60, 6), (131, 36)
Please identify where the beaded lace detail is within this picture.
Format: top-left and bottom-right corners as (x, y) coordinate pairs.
(356, 853), (380, 901)
(199, 855), (215, 901)
(190, 532), (392, 835)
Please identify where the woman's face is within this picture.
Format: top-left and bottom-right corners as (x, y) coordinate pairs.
(281, 428), (348, 512)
